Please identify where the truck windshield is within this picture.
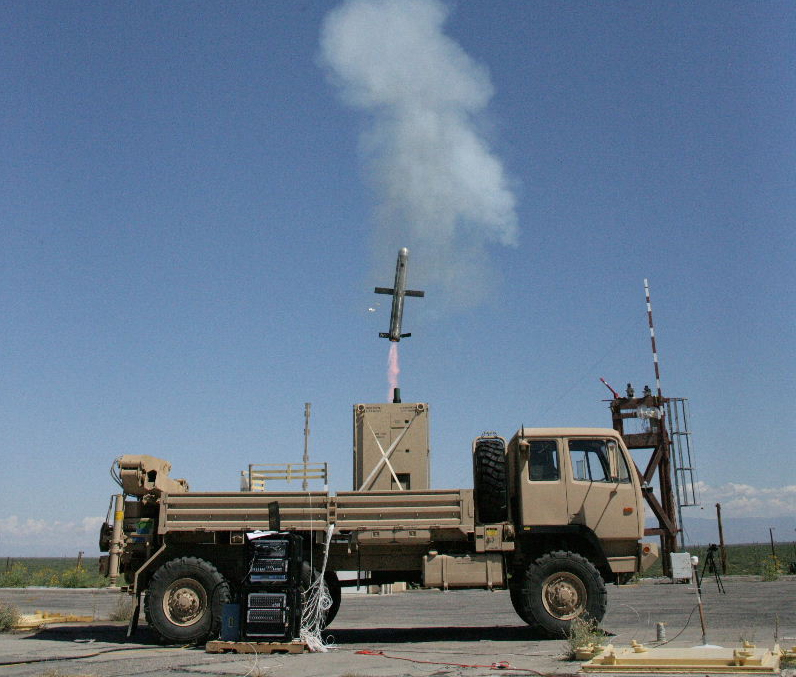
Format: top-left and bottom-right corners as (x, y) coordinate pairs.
(528, 440), (559, 481)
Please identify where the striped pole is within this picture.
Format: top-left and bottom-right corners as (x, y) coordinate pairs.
(303, 403), (311, 491)
(644, 278), (662, 398)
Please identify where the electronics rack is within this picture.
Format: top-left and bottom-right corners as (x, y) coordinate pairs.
(241, 534), (303, 640)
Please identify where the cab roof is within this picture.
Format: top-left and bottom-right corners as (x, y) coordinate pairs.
(512, 427), (622, 438)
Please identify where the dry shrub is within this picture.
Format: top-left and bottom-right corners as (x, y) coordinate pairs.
(109, 595), (134, 622)
(563, 615), (604, 660)
(0, 602), (20, 632)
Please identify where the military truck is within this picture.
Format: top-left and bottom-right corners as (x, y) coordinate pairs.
(99, 417), (658, 644)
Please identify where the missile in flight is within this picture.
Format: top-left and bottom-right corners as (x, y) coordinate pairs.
(375, 247), (425, 342)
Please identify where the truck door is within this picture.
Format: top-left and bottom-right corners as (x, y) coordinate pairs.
(564, 437), (642, 540)
(517, 439), (570, 526)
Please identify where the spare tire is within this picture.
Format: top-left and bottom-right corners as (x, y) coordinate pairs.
(473, 437), (508, 523)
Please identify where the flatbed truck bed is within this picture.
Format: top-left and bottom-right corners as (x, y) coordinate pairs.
(159, 489), (474, 534)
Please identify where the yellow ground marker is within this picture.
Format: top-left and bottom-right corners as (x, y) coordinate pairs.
(14, 611), (95, 630)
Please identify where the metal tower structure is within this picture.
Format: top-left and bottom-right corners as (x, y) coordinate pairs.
(610, 392), (678, 577)
(665, 396), (699, 547)
(608, 279), (699, 577)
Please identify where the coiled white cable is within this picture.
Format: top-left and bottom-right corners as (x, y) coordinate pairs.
(299, 523), (336, 652)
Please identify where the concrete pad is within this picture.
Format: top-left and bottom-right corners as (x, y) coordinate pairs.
(1, 577), (795, 677)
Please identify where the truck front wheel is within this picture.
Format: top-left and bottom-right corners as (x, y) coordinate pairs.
(509, 582), (533, 624)
(144, 557), (229, 644)
(515, 551), (606, 637)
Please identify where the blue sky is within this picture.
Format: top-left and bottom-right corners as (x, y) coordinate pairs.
(1, 1), (794, 555)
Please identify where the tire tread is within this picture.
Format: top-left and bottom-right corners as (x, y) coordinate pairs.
(144, 556), (229, 645)
(516, 550), (606, 637)
(473, 438), (508, 523)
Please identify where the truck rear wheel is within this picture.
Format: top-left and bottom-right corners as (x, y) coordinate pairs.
(515, 551), (606, 637)
(473, 437), (507, 523)
(144, 557), (229, 644)
(300, 564), (341, 628)
(323, 570), (342, 626)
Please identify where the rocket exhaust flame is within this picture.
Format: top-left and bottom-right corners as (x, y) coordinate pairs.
(388, 342), (400, 402)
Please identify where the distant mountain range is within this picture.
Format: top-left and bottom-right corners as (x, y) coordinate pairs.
(665, 514), (795, 546)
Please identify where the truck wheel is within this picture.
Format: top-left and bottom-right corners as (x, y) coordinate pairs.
(516, 551), (606, 637)
(473, 437), (507, 523)
(300, 564), (341, 628)
(509, 583), (533, 625)
(144, 557), (229, 644)
(323, 570), (342, 626)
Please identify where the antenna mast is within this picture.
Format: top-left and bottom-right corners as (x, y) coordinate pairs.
(302, 403), (311, 491)
(610, 279), (681, 576)
(644, 279), (662, 397)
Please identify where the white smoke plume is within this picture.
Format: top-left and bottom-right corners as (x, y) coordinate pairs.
(320, 0), (519, 305)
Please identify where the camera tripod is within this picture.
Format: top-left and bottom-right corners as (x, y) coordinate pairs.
(700, 544), (726, 593)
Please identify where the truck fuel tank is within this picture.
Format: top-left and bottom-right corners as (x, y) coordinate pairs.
(422, 552), (505, 590)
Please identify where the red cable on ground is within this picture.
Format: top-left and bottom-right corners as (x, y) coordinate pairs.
(355, 649), (549, 674)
